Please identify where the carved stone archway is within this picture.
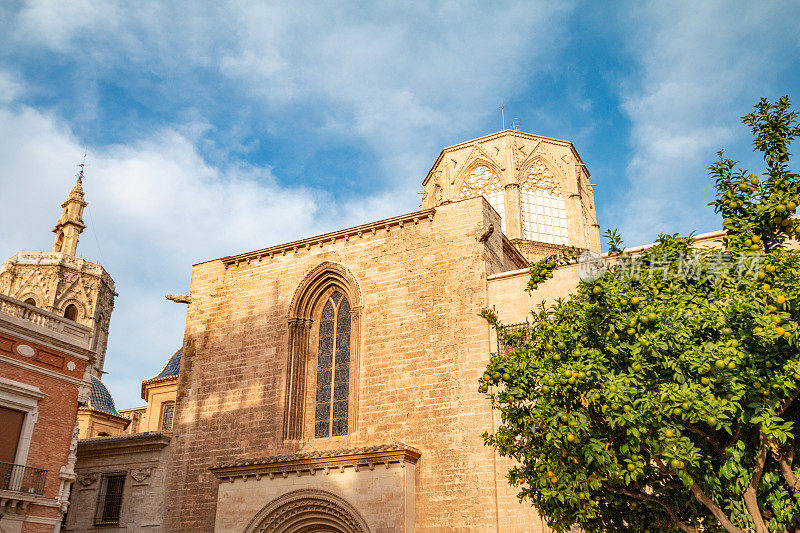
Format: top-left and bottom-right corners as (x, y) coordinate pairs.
(244, 490), (371, 533)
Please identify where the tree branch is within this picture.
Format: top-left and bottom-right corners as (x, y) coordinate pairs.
(650, 457), (744, 533)
(604, 485), (696, 533)
(742, 434), (769, 533)
(680, 420), (727, 457)
(687, 478), (745, 533)
(778, 446), (799, 494)
(778, 387), (800, 416)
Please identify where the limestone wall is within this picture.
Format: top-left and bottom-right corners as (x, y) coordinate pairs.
(163, 196), (545, 531)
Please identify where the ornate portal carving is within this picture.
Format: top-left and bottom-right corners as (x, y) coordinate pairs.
(246, 490), (371, 533)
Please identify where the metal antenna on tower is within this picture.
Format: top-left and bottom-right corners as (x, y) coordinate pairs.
(501, 103), (505, 131)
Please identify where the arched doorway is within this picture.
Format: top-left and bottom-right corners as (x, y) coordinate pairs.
(244, 490), (371, 533)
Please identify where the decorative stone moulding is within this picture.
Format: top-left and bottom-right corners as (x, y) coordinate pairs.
(130, 467), (153, 484)
(209, 443), (420, 484)
(15, 344), (35, 357)
(5, 252), (115, 290)
(245, 489), (372, 533)
(77, 472), (99, 486)
(220, 209), (436, 268)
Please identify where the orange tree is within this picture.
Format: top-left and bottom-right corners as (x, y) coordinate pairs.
(481, 97), (800, 533)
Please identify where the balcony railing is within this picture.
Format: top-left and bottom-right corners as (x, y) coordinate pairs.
(0, 293), (91, 347)
(0, 461), (47, 496)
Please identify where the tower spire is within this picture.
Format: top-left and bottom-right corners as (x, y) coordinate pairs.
(52, 158), (88, 255)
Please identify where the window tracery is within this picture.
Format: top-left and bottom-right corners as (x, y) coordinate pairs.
(520, 161), (569, 245)
(284, 262), (361, 442)
(459, 165), (506, 233)
(315, 292), (350, 438)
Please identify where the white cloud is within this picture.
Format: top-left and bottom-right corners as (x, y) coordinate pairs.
(0, 70), (23, 104)
(0, 104), (326, 407)
(612, 1), (800, 245)
(0, 1), (584, 407)
(9, 1), (575, 185)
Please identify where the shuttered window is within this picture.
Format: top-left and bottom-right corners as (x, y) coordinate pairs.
(0, 407), (24, 464)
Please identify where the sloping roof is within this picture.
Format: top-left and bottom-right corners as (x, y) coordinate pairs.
(88, 376), (124, 416)
(79, 431), (164, 443)
(143, 348), (181, 383)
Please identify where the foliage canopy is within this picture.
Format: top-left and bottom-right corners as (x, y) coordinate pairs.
(482, 97), (800, 533)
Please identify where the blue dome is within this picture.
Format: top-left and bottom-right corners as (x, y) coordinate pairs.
(89, 376), (122, 416)
(148, 349), (181, 381)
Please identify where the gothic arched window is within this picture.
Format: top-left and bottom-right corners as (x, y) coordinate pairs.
(314, 292), (351, 438)
(520, 161), (569, 245)
(285, 262), (362, 442)
(459, 165), (506, 233)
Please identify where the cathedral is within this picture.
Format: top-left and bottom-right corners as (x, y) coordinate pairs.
(2, 129), (601, 532)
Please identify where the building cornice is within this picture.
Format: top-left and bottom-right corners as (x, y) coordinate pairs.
(79, 406), (131, 423)
(2, 252), (115, 291)
(211, 209), (436, 268)
(0, 489), (60, 511)
(77, 432), (171, 458)
(210, 443), (421, 482)
(0, 354), (85, 386)
(141, 374), (178, 400)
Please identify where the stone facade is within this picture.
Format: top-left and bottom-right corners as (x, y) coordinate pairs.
(211, 444), (419, 532)
(61, 130), (600, 532)
(64, 432), (170, 532)
(0, 253), (116, 375)
(162, 194), (546, 532)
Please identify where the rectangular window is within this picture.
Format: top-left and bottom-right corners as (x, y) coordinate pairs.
(520, 189), (569, 245)
(94, 473), (125, 525)
(161, 403), (175, 431)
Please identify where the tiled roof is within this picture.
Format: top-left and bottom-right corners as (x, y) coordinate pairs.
(88, 376), (124, 416)
(143, 348), (181, 383)
(79, 431), (165, 443)
(214, 442), (419, 469)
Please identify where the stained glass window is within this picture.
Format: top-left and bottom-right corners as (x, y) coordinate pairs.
(520, 161), (569, 245)
(314, 291), (351, 438)
(459, 165), (506, 233)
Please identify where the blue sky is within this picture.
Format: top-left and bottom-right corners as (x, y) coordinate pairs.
(1, 1), (799, 408)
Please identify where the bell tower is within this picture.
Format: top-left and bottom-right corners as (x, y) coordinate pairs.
(0, 165), (116, 375)
(52, 166), (87, 255)
(421, 130), (601, 262)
